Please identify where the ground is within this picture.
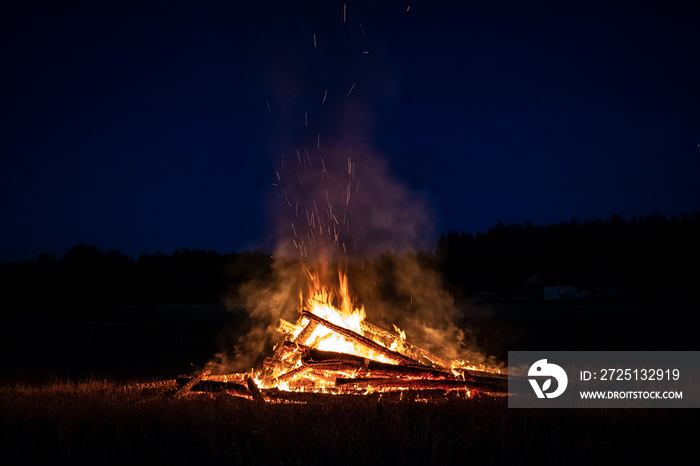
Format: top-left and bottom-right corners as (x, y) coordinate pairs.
(1, 300), (698, 465)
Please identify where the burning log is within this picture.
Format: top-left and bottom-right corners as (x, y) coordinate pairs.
(132, 379), (179, 390)
(358, 320), (399, 349)
(275, 318), (321, 346)
(301, 310), (420, 366)
(293, 344), (455, 379)
(199, 373), (248, 384)
(173, 369), (210, 398)
(171, 272), (507, 400)
(358, 321), (446, 369)
(265, 343), (508, 394)
(293, 319), (319, 344)
(275, 364), (310, 382)
(276, 318), (298, 336)
(305, 359), (455, 380)
(402, 343), (453, 370)
(175, 376), (248, 393)
(260, 336), (507, 396)
(335, 376), (508, 393)
(263, 340), (299, 370)
(245, 376), (265, 403)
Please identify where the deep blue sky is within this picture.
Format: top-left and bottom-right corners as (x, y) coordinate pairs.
(1, 0), (698, 261)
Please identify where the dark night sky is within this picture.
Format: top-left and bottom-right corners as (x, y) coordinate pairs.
(1, 0), (699, 262)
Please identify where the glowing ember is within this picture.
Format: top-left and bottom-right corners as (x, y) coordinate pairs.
(198, 267), (507, 400)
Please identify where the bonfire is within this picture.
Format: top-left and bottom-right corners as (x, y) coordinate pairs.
(176, 269), (507, 402)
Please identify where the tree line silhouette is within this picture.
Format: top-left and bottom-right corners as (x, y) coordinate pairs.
(437, 212), (700, 300)
(1, 212), (698, 318)
(0, 247), (273, 318)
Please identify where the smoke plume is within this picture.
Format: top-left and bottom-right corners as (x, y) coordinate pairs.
(208, 5), (500, 374)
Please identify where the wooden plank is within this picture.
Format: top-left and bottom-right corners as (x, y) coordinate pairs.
(360, 320), (452, 369)
(301, 310), (421, 366)
(275, 364), (310, 382)
(335, 376), (508, 393)
(245, 376), (266, 403)
(276, 318), (297, 336)
(293, 320), (319, 345)
(201, 373), (248, 384)
(173, 369), (210, 398)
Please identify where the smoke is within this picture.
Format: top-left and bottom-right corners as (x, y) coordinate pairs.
(208, 142), (438, 373)
(207, 5), (500, 374)
(208, 136), (500, 373)
(208, 99), (502, 372)
(348, 254), (501, 368)
(207, 259), (305, 374)
(271, 134), (435, 262)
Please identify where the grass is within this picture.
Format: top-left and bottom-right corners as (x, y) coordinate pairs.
(2, 301), (699, 465)
(1, 379), (698, 466)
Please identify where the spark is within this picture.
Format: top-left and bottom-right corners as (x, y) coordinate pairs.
(276, 171), (280, 181)
(283, 189), (292, 208)
(305, 111), (308, 126)
(297, 150), (302, 165)
(266, 100), (271, 112)
(292, 223), (298, 237)
(317, 133), (321, 148)
(343, 4), (346, 22)
(360, 23), (365, 36)
(313, 33), (317, 48)
(363, 51), (369, 54)
(347, 82), (356, 96)
(407, 6), (411, 12)
(322, 89), (327, 104)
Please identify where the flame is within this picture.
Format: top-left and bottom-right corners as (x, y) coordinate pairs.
(389, 324), (406, 352)
(235, 267), (502, 398)
(297, 270), (397, 364)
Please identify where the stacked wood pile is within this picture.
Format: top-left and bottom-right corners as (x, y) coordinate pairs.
(177, 309), (508, 401)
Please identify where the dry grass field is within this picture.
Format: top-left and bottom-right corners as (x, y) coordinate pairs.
(1, 378), (698, 466)
(2, 299), (699, 465)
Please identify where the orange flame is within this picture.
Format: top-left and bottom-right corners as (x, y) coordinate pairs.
(250, 267), (500, 395)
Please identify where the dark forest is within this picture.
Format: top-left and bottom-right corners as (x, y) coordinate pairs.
(2, 212), (698, 319)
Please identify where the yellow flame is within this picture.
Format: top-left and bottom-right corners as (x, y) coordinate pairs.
(301, 270), (372, 356)
(255, 267), (500, 394)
